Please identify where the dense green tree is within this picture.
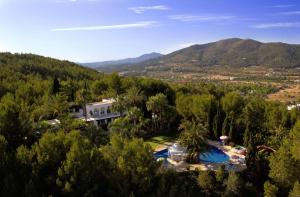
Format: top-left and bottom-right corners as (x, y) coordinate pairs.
(198, 171), (217, 196)
(264, 181), (278, 197)
(216, 164), (227, 183)
(101, 134), (160, 196)
(62, 80), (79, 102)
(140, 78), (175, 105)
(0, 94), (33, 149)
(82, 124), (109, 146)
(243, 98), (267, 147)
(289, 181), (300, 197)
(146, 93), (176, 132)
(269, 141), (300, 191)
(0, 135), (10, 196)
(16, 131), (86, 196)
(267, 126), (289, 150)
(176, 94), (193, 120)
(224, 171), (242, 197)
(221, 92), (244, 115)
(290, 121), (300, 160)
(289, 108), (300, 127)
(91, 80), (109, 97)
(56, 138), (107, 196)
(191, 94), (216, 127)
(109, 73), (123, 94)
(154, 170), (200, 197)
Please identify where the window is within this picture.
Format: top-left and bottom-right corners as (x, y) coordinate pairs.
(94, 108), (99, 117)
(107, 106), (111, 114)
(100, 107), (105, 115)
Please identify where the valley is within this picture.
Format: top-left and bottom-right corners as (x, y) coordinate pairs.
(86, 38), (300, 103)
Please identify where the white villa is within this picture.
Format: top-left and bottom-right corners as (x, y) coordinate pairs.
(76, 98), (121, 127)
(287, 104), (300, 111)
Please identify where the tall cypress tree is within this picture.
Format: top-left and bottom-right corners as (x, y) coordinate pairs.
(229, 112), (235, 142)
(222, 115), (230, 136)
(213, 108), (222, 139)
(52, 77), (60, 95)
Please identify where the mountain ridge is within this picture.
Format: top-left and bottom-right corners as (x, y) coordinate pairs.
(141, 38), (300, 69)
(91, 38), (300, 73)
(81, 52), (162, 68)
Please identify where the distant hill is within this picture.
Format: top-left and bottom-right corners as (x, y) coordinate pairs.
(0, 52), (101, 80)
(81, 52), (162, 70)
(98, 38), (300, 73)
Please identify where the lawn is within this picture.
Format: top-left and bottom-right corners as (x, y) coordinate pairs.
(145, 133), (177, 150)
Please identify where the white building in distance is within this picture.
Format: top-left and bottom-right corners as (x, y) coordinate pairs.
(287, 104), (300, 111)
(77, 98), (120, 127)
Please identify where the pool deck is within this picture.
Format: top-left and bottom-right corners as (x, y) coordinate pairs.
(157, 140), (247, 172)
(153, 142), (174, 153)
(190, 140), (247, 172)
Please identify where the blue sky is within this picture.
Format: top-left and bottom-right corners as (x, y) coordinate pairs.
(0, 0), (300, 62)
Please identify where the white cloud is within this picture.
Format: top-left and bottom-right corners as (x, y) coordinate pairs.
(50, 21), (158, 31)
(168, 14), (234, 22)
(252, 22), (300, 29)
(179, 42), (198, 48)
(129, 5), (169, 14)
(272, 4), (295, 8)
(280, 11), (300, 15)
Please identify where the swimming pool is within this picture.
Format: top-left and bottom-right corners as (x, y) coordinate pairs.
(154, 149), (168, 159)
(154, 145), (229, 163)
(199, 146), (229, 163)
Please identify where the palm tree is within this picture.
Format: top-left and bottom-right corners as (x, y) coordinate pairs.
(179, 120), (208, 163)
(109, 107), (150, 138)
(125, 86), (145, 108)
(146, 93), (169, 131)
(75, 82), (91, 121)
(46, 93), (69, 118)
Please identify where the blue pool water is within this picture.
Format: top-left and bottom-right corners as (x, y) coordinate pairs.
(154, 149), (168, 159)
(199, 146), (229, 163)
(153, 146), (229, 164)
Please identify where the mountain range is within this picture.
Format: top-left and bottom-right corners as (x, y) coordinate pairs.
(81, 52), (162, 69)
(84, 38), (300, 73)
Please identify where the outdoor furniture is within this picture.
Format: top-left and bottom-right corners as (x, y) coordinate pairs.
(220, 136), (229, 145)
(232, 146), (247, 155)
(168, 143), (188, 162)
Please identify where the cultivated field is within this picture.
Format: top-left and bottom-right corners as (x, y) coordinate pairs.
(267, 84), (300, 103)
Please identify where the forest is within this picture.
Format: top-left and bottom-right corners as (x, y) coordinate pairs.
(0, 52), (300, 197)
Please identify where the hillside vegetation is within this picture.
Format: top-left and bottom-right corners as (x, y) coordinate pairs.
(0, 52), (101, 80)
(0, 53), (300, 197)
(138, 38), (300, 68)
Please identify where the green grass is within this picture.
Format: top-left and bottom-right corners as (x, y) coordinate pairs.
(145, 133), (177, 150)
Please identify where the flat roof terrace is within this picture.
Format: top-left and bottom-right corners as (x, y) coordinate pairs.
(86, 98), (115, 106)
